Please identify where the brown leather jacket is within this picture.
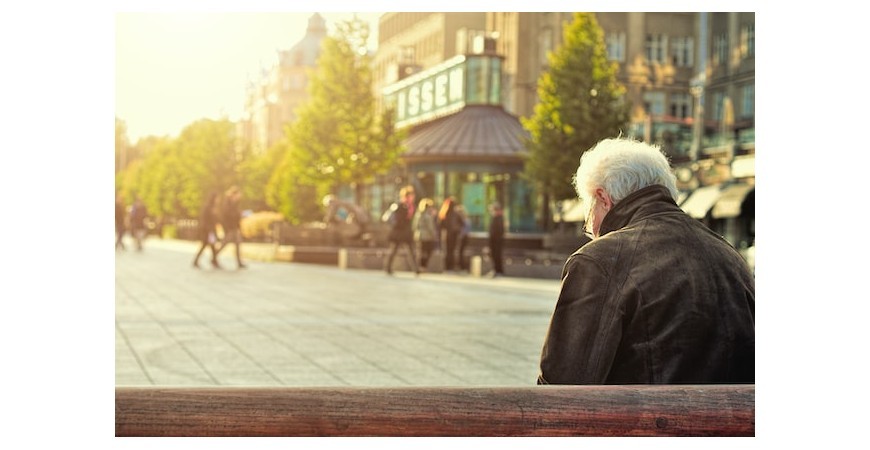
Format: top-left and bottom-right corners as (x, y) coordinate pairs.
(538, 185), (755, 384)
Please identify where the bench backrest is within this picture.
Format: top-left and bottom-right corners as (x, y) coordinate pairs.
(115, 385), (754, 437)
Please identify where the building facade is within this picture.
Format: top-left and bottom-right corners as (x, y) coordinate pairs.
(485, 12), (754, 251)
(237, 13), (328, 154)
(372, 13), (487, 111)
(676, 12), (755, 253)
(488, 12), (700, 163)
(368, 13), (539, 236)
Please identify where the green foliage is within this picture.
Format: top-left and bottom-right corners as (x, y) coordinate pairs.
(237, 142), (281, 212)
(114, 18), (404, 227)
(115, 118), (242, 220)
(134, 138), (187, 218)
(521, 12), (631, 202)
(269, 17), (405, 221)
(265, 139), (325, 224)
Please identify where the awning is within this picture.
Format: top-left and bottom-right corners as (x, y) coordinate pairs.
(402, 105), (529, 162)
(680, 185), (723, 219)
(711, 183), (754, 219)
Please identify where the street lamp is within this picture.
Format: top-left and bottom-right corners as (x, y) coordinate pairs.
(689, 74), (705, 162)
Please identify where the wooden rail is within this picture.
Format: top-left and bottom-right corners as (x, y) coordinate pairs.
(115, 385), (754, 437)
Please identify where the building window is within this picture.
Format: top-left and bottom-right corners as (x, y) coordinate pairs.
(740, 23), (755, 58)
(711, 91), (724, 121)
(643, 91), (666, 117)
(713, 34), (728, 66)
(741, 85), (754, 119)
(670, 37), (694, 67)
(606, 32), (626, 62)
(400, 45), (415, 63)
(645, 34), (667, 63)
(669, 92), (692, 119)
(538, 27), (553, 66)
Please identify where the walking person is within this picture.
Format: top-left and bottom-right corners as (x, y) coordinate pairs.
(115, 193), (127, 251)
(215, 186), (247, 269)
(192, 191), (222, 269)
(455, 204), (471, 272)
(487, 202), (506, 278)
(537, 137), (754, 385)
(413, 198), (438, 272)
(384, 185), (420, 276)
(129, 196), (148, 251)
(438, 197), (463, 273)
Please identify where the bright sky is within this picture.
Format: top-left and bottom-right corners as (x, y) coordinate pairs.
(116, 11), (383, 142)
(114, 1), (722, 143)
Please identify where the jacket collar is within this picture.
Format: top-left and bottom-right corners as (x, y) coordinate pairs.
(598, 185), (680, 237)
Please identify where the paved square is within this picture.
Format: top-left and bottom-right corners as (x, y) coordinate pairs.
(115, 238), (562, 387)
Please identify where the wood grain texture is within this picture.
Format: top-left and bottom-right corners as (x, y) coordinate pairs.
(115, 385), (754, 437)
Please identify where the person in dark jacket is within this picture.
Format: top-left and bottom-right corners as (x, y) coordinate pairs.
(384, 185), (420, 276)
(115, 193), (127, 251)
(129, 196), (148, 251)
(455, 204), (471, 271)
(215, 186), (246, 269)
(537, 137), (755, 385)
(192, 191), (222, 269)
(487, 202), (505, 278)
(438, 197), (464, 273)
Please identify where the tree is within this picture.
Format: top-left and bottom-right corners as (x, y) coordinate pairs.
(174, 118), (240, 215)
(115, 117), (129, 173)
(118, 118), (240, 221)
(237, 142), (281, 212)
(270, 17), (404, 222)
(133, 137), (188, 219)
(521, 12), (630, 227)
(265, 137), (323, 224)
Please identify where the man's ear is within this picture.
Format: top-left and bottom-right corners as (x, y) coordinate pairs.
(594, 187), (613, 211)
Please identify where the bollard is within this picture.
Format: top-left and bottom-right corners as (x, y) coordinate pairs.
(471, 255), (482, 277)
(338, 248), (348, 270)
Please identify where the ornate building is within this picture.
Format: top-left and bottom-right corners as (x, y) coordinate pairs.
(237, 13), (328, 154)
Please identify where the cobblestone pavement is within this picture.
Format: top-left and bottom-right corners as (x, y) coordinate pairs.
(115, 238), (562, 387)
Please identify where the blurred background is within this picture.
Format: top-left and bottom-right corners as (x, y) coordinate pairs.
(115, 12), (755, 276)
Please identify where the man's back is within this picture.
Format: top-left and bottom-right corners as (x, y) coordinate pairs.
(539, 186), (754, 384)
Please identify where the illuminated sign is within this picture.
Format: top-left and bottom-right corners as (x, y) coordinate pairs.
(384, 55), (467, 129)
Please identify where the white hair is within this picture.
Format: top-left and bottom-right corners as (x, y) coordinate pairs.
(573, 137), (678, 206)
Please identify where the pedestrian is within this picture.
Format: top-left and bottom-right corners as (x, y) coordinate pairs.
(437, 196), (463, 273)
(192, 191), (222, 269)
(384, 185), (420, 276)
(115, 193), (127, 251)
(215, 186), (247, 269)
(129, 196), (148, 251)
(413, 197), (438, 272)
(537, 137), (755, 385)
(455, 204), (471, 271)
(487, 202), (505, 278)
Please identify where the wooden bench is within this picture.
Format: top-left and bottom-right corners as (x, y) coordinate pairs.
(115, 385), (754, 437)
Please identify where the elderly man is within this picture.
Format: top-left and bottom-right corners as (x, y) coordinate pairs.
(537, 137), (755, 384)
